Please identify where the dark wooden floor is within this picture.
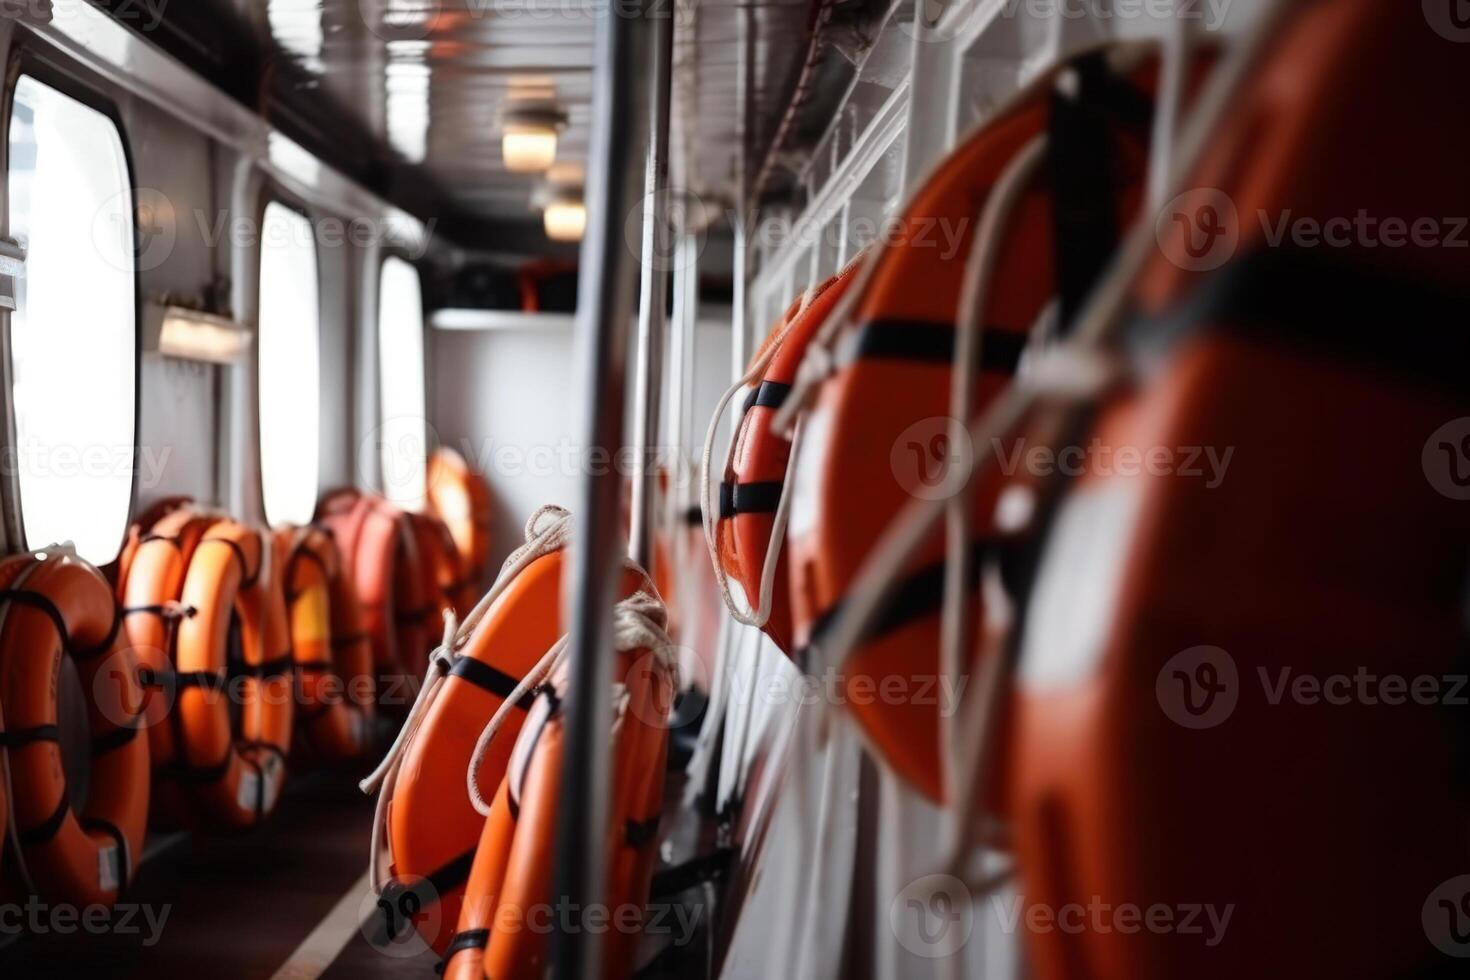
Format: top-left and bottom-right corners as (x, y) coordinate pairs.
(0, 769), (430, 979)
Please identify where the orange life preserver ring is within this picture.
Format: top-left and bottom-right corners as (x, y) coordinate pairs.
(441, 597), (675, 980)
(277, 525), (376, 762)
(316, 488), (431, 703)
(1010, 4), (1470, 977)
(711, 258), (863, 654)
(166, 519), (294, 830)
(376, 510), (646, 954)
(0, 551), (147, 907)
(117, 504), (226, 825)
(427, 448), (495, 587)
(410, 510), (475, 624)
(786, 46), (1174, 802)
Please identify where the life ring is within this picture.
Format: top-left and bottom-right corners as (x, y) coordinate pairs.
(117, 504), (225, 825)
(441, 594), (675, 980)
(315, 488), (431, 703)
(0, 551), (147, 907)
(371, 509), (646, 953)
(166, 519), (293, 830)
(427, 448), (495, 587)
(709, 257), (863, 654)
(1011, 4), (1470, 977)
(409, 510), (475, 624)
(785, 46), (1167, 802)
(276, 525), (376, 762)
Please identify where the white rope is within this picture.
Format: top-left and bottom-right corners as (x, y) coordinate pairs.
(465, 589), (677, 816)
(699, 325), (787, 627)
(938, 134), (1048, 817)
(359, 504), (574, 895)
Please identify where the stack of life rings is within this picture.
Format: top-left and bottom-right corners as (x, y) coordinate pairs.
(359, 505), (677, 980)
(0, 474), (479, 929)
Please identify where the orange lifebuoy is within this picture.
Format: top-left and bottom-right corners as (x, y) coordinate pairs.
(276, 525), (376, 762)
(1011, 4), (1470, 977)
(712, 258), (863, 654)
(410, 510), (475, 624)
(786, 48), (1169, 802)
(441, 599), (675, 980)
(316, 488), (431, 703)
(427, 447), (495, 586)
(0, 551), (147, 907)
(378, 517), (646, 954)
(166, 519), (294, 830)
(117, 505), (225, 825)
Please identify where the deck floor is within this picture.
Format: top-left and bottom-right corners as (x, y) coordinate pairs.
(0, 770), (431, 979)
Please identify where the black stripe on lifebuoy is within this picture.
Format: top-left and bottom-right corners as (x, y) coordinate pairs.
(625, 815), (660, 849)
(199, 537), (259, 590)
(798, 536), (1008, 669)
(91, 715), (143, 758)
(377, 848), (477, 928)
(19, 794), (71, 847)
(835, 320), (1028, 374)
(437, 929), (490, 972)
(74, 603), (123, 663)
(450, 657), (537, 711)
(139, 667), (227, 693)
(0, 589), (105, 663)
(0, 724), (62, 748)
(718, 481), (783, 519)
(229, 652), (295, 680)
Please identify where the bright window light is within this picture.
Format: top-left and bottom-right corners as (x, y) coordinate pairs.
(377, 255), (427, 509)
(8, 76), (137, 563)
(258, 201), (321, 526)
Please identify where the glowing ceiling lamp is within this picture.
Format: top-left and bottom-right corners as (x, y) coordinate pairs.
(542, 184), (587, 243)
(501, 105), (567, 173)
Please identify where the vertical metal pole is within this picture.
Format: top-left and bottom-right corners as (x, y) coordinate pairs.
(730, 6), (756, 380)
(549, 3), (652, 978)
(629, 7), (676, 572)
(224, 156), (266, 522)
(0, 21), (27, 552)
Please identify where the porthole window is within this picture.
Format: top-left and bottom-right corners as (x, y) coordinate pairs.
(8, 76), (137, 563)
(377, 255), (427, 509)
(257, 200), (321, 526)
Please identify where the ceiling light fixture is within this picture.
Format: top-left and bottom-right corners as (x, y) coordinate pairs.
(501, 105), (568, 173)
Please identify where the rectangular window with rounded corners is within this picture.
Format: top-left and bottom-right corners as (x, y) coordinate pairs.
(258, 200), (321, 526)
(8, 75), (137, 563)
(377, 254), (427, 509)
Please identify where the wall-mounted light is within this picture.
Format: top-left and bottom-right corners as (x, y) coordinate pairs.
(501, 105), (567, 173)
(542, 186), (586, 243)
(156, 306), (252, 364)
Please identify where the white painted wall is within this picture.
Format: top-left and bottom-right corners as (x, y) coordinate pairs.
(430, 317), (734, 568)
